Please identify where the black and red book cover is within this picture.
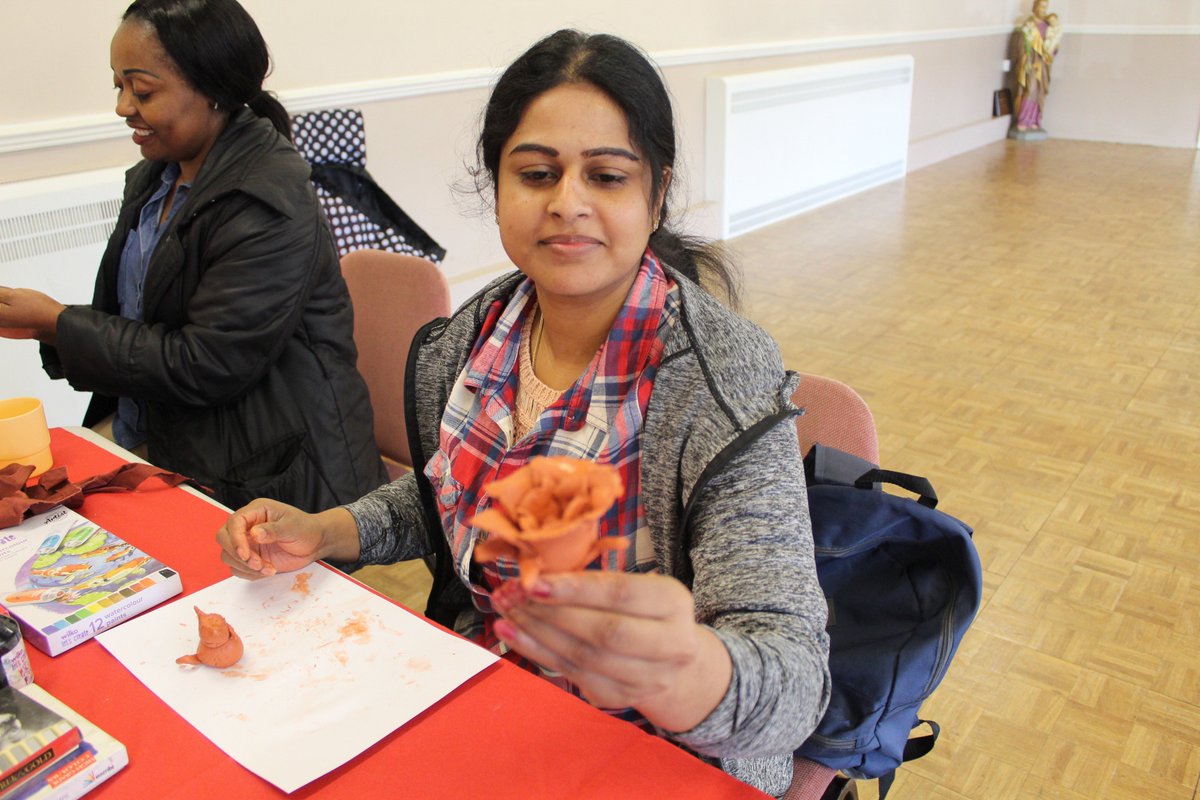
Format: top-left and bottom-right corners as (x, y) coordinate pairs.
(0, 685), (82, 794)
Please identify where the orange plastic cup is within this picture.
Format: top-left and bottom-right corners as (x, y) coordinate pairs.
(0, 397), (53, 477)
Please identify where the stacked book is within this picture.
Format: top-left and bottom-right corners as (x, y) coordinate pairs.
(0, 683), (126, 800)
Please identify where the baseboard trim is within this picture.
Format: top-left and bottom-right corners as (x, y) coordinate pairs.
(908, 116), (1012, 173)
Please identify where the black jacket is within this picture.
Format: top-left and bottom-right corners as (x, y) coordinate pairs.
(43, 109), (387, 511)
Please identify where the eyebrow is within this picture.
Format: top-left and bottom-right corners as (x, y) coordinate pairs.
(508, 143), (640, 161)
(120, 68), (162, 79)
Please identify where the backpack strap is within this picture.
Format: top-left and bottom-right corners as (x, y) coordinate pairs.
(902, 718), (941, 762)
(803, 445), (938, 508)
(803, 443), (878, 487)
(852, 468), (939, 508)
(875, 719), (941, 800)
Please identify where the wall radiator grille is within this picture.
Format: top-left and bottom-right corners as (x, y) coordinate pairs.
(0, 166), (127, 426)
(0, 199), (121, 263)
(706, 56), (914, 239)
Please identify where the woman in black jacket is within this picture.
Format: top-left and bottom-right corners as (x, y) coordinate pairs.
(0, 0), (387, 511)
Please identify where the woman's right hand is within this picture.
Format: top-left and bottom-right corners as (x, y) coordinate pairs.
(0, 286), (66, 343)
(216, 499), (360, 579)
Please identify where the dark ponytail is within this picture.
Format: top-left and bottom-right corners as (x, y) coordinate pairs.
(123, 0), (292, 141)
(648, 229), (740, 307)
(247, 92), (292, 142)
(473, 29), (740, 308)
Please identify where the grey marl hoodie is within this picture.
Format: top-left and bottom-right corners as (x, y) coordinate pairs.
(342, 266), (831, 796)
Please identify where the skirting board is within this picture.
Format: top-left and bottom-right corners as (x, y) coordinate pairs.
(908, 116), (1012, 172)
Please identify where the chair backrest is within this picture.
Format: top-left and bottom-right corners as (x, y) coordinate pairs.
(341, 249), (451, 479)
(294, 108), (446, 262)
(787, 373), (878, 800)
(791, 373), (879, 465)
(292, 108), (367, 166)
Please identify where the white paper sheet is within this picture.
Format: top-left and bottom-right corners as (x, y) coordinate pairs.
(96, 565), (497, 793)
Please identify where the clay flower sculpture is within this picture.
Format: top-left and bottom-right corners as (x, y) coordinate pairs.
(471, 457), (627, 588)
(176, 606), (244, 668)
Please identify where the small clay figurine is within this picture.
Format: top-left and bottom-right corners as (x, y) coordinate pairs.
(176, 606), (243, 668)
(471, 457), (628, 588)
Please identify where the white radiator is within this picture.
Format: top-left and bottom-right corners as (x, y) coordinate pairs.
(706, 55), (914, 239)
(0, 167), (127, 427)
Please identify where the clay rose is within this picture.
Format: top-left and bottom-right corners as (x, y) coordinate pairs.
(470, 457), (628, 588)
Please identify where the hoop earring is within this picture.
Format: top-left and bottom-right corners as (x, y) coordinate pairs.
(211, 101), (219, 111)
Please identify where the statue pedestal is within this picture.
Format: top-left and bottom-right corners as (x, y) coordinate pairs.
(1008, 128), (1048, 141)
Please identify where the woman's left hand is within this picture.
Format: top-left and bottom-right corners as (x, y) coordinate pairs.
(491, 571), (732, 733)
(0, 287), (66, 343)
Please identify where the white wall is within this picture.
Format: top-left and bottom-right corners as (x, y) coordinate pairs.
(3, 0), (1198, 296)
(3, 0), (1018, 126)
(1040, 27), (1200, 147)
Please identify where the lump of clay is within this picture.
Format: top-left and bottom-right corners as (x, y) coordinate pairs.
(176, 606), (244, 668)
(470, 456), (627, 588)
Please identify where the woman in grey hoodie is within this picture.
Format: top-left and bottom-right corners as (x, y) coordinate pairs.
(216, 29), (830, 798)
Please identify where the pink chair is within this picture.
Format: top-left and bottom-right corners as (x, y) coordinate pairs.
(791, 373), (879, 465)
(783, 759), (858, 800)
(783, 373), (878, 800)
(340, 249), (451, 481)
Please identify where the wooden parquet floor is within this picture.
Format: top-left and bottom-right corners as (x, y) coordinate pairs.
(734, 139), (1200, 799)
(359, 138), (1200, 799)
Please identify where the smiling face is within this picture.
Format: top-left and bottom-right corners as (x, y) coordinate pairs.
(496, 82), (665, 310)
(110, 19), (227, 182)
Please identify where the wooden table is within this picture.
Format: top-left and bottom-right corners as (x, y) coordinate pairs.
(24, 428), (768, 799)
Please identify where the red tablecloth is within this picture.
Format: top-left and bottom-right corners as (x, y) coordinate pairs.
(27, 429), (768, 799)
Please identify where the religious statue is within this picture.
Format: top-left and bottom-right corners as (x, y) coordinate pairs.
(1010, 0), (1063, 139)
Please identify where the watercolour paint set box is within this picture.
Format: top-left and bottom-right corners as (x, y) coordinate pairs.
(0, 505), (181, 656)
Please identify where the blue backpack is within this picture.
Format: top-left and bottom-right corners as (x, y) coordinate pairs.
(796, 445), (982, 799)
